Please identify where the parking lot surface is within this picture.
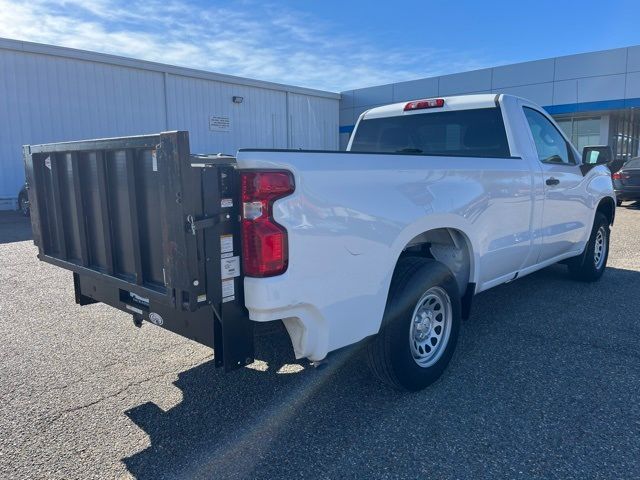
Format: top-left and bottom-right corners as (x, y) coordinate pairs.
(1, 206), (640, 479)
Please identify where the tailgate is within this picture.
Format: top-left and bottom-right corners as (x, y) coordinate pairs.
(23, 131), (254, 371)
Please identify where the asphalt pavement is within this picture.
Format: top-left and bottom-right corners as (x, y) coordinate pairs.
(1, 206), (639, 479)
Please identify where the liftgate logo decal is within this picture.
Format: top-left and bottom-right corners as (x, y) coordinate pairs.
(149, 312), (164, 326)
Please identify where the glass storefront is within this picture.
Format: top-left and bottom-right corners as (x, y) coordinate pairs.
(554, 110), (640, 165)
(608, 109), (640, 162)
(556, 117), (601, 153)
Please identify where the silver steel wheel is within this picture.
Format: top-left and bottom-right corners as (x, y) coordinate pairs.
(409, 286), (452, 368)
(594, 226), (607, 269)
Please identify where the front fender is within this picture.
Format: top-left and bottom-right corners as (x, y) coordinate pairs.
(585, 167), (616, 231)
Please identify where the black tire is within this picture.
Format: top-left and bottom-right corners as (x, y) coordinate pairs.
(18, 192), (30, 217)
(567, 212), (609, 282)
(616, 198), (623, 207)
(366, 257), (461, 391)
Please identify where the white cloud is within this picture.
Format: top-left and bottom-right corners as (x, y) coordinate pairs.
(0, 0), (490, 91)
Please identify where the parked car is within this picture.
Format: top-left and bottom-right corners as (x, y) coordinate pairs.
(17, 185), (29, 216)
(612, 157), (640, 206)
(23, 94), (615, 391)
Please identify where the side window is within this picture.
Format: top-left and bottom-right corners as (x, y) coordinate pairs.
(523, 107), (573, 165)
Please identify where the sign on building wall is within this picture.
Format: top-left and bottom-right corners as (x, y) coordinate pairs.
(209, 115), (231, 132)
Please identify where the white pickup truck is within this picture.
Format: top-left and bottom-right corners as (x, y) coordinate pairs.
(25, 94), (615, 391)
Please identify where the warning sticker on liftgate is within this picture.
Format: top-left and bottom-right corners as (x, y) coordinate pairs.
(221, 256), (240, 279)
(222, 278), (235, 298)
(220, 234), (233, 254)
(152, 150), (158, 171)
(221, 198), (233, 208)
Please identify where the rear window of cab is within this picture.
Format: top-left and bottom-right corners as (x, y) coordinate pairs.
(350, 107), (511, 158)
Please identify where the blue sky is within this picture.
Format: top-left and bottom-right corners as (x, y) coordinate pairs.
(0, 0), (638, 91)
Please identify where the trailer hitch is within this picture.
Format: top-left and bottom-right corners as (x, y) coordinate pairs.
(132, 313), (144, 328)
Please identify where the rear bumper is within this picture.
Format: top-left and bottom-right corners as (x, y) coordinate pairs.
(614, 188), (640, 200)
(244, 275), (329, 361)
(244, 272), (383, 362)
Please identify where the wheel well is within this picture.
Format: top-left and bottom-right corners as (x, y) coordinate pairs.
(597, 197), (615, 226)
(399, 228), (472, 296)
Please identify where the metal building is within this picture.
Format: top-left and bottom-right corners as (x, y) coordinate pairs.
(340, 45), (640, 159)
(0, 38), (340, 210)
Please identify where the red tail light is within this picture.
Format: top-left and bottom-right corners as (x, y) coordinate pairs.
(241, 171), (294, 277)
(612, 171), (622, 180)
(404, 98), (445, 111)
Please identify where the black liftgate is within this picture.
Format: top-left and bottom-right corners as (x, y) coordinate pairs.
(23, 131), (254, 371)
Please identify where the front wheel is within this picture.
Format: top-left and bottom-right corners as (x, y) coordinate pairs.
(616, 198), (623, 207)
(567, 212), (610, 282)
(366, 257), (461, 391)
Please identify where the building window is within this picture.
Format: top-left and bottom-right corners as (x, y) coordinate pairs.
(555, 111), (640, 162)
(609, 110), (640, 162)
(554, 117), (600, 153)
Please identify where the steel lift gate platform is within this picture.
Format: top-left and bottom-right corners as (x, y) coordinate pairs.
(23, 131), (254, 371)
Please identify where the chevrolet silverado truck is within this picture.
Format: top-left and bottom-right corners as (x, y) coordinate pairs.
(24, 94), (615, 391)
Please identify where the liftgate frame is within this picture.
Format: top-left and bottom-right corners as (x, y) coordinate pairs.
(23, 131), (254, 371)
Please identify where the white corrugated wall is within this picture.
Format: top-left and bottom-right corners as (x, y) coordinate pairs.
(0, 39), (340, 209)
(287, 93), (339, 150)
(0, 49), (167, 209)
(166, 74), (289, 154)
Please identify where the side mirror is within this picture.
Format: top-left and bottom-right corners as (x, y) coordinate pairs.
(581, 145), (613, 174)
(582, 145), (612, 165)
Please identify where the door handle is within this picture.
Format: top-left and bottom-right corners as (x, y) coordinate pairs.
(546, 177), (560, 186)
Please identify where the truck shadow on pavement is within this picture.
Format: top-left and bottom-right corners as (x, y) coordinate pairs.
(122, 263), (640, 480)
(0, 211), (32, 244)
(122, 323), (384, 479)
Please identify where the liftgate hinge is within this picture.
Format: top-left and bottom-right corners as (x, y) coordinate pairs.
(186, 214), (220, 235)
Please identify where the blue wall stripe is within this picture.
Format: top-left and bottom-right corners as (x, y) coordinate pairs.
(542, 98), (637, 115)
(339, 97), (640, 132)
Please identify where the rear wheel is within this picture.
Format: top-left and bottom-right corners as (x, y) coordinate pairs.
(616, 198), (623, 207)
(567, 212), (609, 282)
(367, 257), (461, 391)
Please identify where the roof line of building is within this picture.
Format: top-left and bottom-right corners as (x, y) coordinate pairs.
(341, 44), (640, 94)
(0, 37), (341, 100)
